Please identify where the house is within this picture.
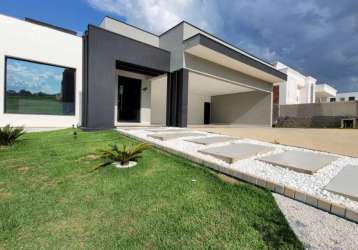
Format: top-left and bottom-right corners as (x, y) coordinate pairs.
(329, 91), (358, 103)
(273, 62), (316, 105)
(0, 14), (286, 130)
(315, 83), (337, 103)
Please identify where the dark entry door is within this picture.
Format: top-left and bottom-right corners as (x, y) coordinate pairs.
(118, 76), (141, 122)
(204, 102), (211, 124)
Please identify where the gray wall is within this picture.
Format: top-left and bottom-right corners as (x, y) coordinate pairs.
(278, 102), (358, 128)
(211, 91), (272, 126)
(83, 25), (170, 129)
(280, 102), (358, 117)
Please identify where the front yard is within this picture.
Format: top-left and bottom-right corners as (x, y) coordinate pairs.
(0, 129), (302, 249)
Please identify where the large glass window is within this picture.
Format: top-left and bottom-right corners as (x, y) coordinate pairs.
(5, 57), (75, 115)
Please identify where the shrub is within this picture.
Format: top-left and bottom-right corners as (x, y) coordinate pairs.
(94, 143), (151, 170)
(0, 125), (25, 146)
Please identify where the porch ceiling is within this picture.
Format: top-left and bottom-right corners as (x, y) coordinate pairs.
(188, 71), (253, 96)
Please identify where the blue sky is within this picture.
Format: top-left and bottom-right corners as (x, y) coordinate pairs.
(1, 0), (358, 92)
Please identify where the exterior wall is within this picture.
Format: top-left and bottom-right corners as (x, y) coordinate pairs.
(159, 24), (184, 71)
(187, 92), (211, 124)
(280, 102), (358, 117)
(211, 91), (272, 126)
(150, 75), (167, 124)
(278, 102), (358, 128)
(83, 25), (170, 129)
(274, 62), (316, 105)
(0, 14), (82, 127)
(100, 17), (159, 47)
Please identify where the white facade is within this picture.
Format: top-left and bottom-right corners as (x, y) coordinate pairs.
(315, 83), (337, 103)
(0, 14), (82, 127)
(274, 62), (316, 104)
(330, 92), (358, 102)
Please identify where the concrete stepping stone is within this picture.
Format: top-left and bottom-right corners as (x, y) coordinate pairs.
(146, 128), (189, 133)
(325, 165), (358, 201)
(121, 127), (154, 130)
(259, 151), (338, 174)
(198, 143), (274, 164)
(148, 132), (203, 141)
(185, 136), (238, 145)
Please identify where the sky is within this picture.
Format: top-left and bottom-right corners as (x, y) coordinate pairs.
(1, 0), (358, 92)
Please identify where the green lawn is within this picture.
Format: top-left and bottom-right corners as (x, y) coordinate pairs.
(0, 129), (302, 249)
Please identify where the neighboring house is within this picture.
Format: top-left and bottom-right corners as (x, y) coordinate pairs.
(273, 62), (316, 105)
(0, 14), (286, 129)
(315, 84), (337, 103)
(329, 92), (358, 102)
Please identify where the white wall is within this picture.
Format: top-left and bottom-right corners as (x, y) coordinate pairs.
(275, 62), (316, 105)
(187, 92), (211, 125)
(0, 14), (82, 127)
(332, 92), (358, 102)
(150, 75), (167, 124)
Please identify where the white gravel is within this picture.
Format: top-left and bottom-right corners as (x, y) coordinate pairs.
(118, 127), (358, 211)
(274, 193), (358, 250)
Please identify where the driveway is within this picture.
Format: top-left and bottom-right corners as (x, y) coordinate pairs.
(193, 127), (358, 157)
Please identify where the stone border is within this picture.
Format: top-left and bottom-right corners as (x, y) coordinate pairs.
(119, 129), (358, 224)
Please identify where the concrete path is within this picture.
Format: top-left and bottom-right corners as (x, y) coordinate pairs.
(194, 127), (358, 157)
(259, 151), (338, 174)
(325, 165), (358, 202)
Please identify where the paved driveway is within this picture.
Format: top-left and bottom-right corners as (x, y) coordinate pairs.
(193, 127), (358, 157)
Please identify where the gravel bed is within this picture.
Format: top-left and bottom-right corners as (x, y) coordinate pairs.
(118, 128), (358, 211)
(274, 193), (358, 250)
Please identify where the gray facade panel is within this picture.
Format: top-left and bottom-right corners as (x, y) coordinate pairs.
(83, 25), (170, 129)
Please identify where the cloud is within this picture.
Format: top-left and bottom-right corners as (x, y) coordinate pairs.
(87, 0), (358, 92)
(7, 60), (63, 94)
(87, 0), (222, 34)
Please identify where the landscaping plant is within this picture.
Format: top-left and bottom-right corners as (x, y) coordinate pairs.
(0, 124), (25, 146)
(94, 143), (151, 170)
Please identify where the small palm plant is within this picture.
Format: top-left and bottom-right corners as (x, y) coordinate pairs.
(0, 125), (25, 146)
(94, 143), (151, 170)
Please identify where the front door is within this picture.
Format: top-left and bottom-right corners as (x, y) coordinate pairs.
(118, 76), (141, 122)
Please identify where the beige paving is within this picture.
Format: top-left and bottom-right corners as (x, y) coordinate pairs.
(148, 132), (203, 141)
(194, 127), (358, 157)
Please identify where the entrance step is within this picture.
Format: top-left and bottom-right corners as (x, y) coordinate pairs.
(148, 132), (204, 141)
(325, 165), (358, 201)
(185, 136), (238, 145)
(259, 151), (338, 174)
(198, 143), (274, 164)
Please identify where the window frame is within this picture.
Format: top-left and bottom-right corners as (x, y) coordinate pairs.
(348, 96), (355, 101)
(4, 56), (76, 116)
(330, 97), (336, 102)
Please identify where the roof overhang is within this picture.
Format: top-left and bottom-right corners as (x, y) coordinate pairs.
(315, 84), (337, 98)
(183, 34), (287, 83)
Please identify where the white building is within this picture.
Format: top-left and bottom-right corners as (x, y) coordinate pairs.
(329, 92), (358, 102)
(273, 62), (316, 105)
(315, 84), (337, 103)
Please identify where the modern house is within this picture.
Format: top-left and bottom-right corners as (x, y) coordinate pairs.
(315, 83), (337, 103)
(329, 91), (358, 103)
(0, 14), (286, 130)
(273, 62), (316, 105)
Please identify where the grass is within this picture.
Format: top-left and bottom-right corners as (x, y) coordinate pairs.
(0, 129), (303, 249)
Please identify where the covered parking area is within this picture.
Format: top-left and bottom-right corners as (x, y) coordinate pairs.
(183, 33), (287, 127)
